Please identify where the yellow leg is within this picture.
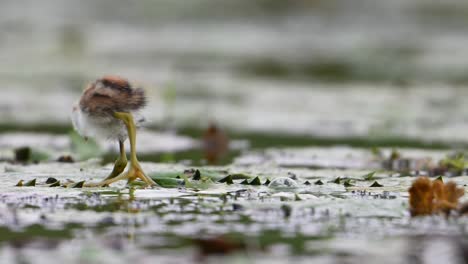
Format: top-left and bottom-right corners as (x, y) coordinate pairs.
(84, 112), (157, 188)
(105, 140), (128, 180)
(99, 112), (156, 187)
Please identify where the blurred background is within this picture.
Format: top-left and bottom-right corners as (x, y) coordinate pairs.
(2, 0), (468, 164)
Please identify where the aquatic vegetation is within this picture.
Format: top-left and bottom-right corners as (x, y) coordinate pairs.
(408, 177), (465, 217)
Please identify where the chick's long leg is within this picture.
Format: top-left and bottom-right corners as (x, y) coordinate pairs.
(104, 140), (128, 180)
(97, 112), (157, 187)
(83, 140), (127, 187)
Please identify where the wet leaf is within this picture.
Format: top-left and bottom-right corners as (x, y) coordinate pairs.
(15, 180), (24, 187)
(45, 177), (58, 184)
(264, 178), (271, 185)
(332, 177), (341, 184)
(314, 180), (324, 185)
(362, 171), (376, 181)
(218, 175), (233, 185)
(154, 177), (184, 188)
(193, 169), (201, 180)
(240, 179), (249, 185)
(25, 179), (36, 187)
(249, 177), (261, 186)
(343, 179), (353, 187)
(49, 181), (61, 187)
(370, 181), (383, 187)
(229, 173), (252, 180)
(71, 181), (85, 188)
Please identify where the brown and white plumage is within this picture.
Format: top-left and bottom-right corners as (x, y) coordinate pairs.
(72, 75), (147, 141)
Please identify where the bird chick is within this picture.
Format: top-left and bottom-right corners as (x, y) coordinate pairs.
(72, 75), (156, 187)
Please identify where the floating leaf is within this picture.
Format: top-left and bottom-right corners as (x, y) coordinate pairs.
(240, 179), (249, 185)
(343, 179), (353, 187)
(15, 180), (24, 187)
(249, 177), (261, 186)
(49, 181), (61, 187)
(314, 180), (324, 185)
(370, 181), (383, 187)
(180, 175), (213, 190)
(362, 171), (376, 181)
(25, 179), (36, 187)
(218, 175), (233, 185)
(45, 177), (58, 184)
(71, 181), (85, 188)
(229, 173), (252, 180)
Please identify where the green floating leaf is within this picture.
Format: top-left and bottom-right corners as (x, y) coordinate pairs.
(154, 178), (183, 188)
(435, 175), (443, 182)
(218, 175), (234, 185)
(71, 181), (85, 188)
(192, 170), (201, 180)
(370, 181), (383, 187)
(332, 177), (341, 184)
(264, 178), (271, 185)
(314, 180), (324, 185)
(229, 173), (252, 180)
(362, 171), (376, 181)
(49, 181), (61, 187)
(25, 179), (36, 187)
(249, 177), (261, 186)
(343, 179), (353, 187)
(46, 177), (58, 184)
(15, 180), (24, 187)
(240, 179), (249, 185)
